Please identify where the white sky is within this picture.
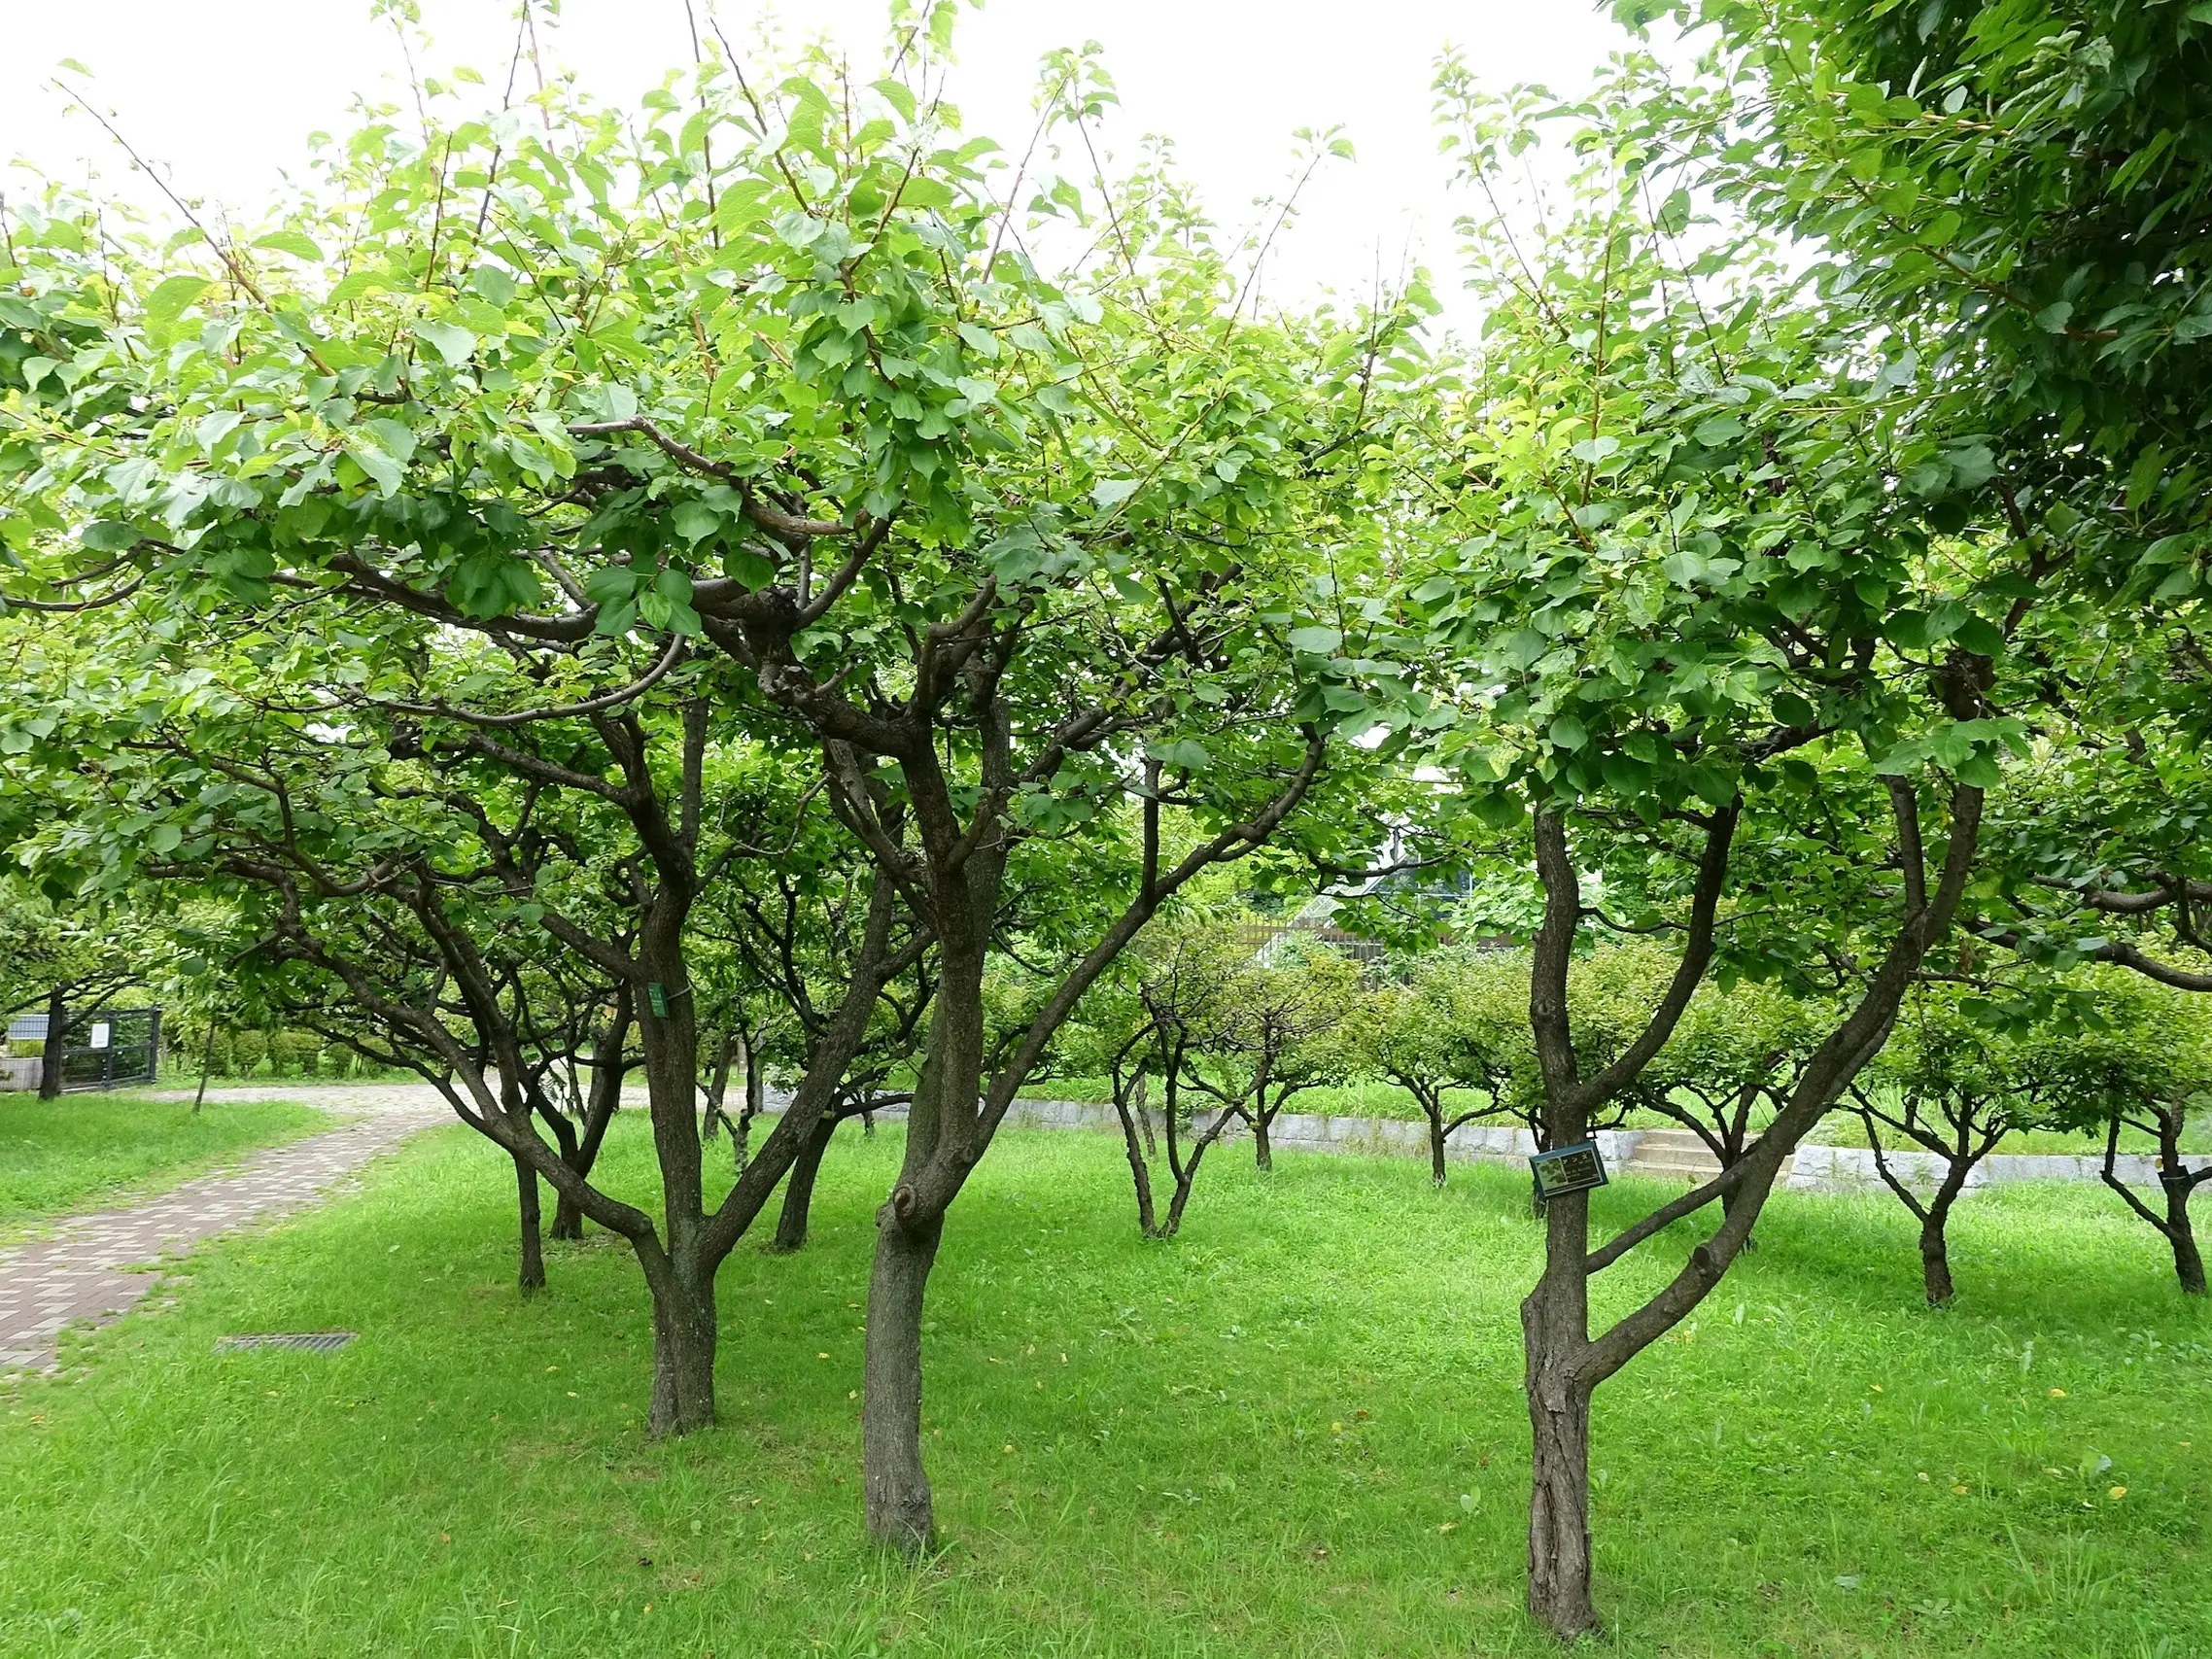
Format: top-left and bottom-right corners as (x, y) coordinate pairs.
(0, 0), (1639, 320)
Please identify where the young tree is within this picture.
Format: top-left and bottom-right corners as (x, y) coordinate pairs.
(1181, 933), (1362, 1172)
(2035, 974), (2212, 1296)
(1622, 973), (1826, 1221)
(1847, 985), (2042, 1306)
(1350, 948), (1530, 1186)
(1075, 916), (1248, 1238)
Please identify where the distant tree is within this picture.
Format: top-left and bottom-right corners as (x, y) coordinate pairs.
(1623, 973), (1828, 1227)
(1176, 934), (1363, 1172)
(1074, 916), (1245, 1238)
(2035, 975), (2212, 1296)
(1350, 948), (1529, 1185)
(1846, 986), (2045, 1306)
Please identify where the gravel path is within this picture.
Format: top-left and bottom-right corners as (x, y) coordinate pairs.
(0, 1089), (447, 1375)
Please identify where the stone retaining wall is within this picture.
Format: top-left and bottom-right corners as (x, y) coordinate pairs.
(994, 1096), (2158, 1192)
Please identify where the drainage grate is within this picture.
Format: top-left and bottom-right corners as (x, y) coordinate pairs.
(215, 1331), (358, 1353)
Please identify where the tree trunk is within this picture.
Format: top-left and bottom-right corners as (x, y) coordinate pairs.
(1253, 1112), (1273, 1172)
(36, 985), (66, 1100)
(2163, 1166), (2206, 1296)
(1522, 1186), (1600, 1640)
(1428, 1106), (1449, 1188)
(514, 1154), (546, 1295)
(537, 1108), (586, 1243)
(1919, 1196), (1956, 1307)
(1162, 1171), (1200, 1237)
(863, 1210), (943, 1552)
(2169, 1215), (2207, 1296)
(552, 1006), (630, 1241)
(551, 1192), (584, 1242)
(1114, 1095), (1160, 1238)
(645, 1263), (717, 1436)
(772, 1110), (836, 1253)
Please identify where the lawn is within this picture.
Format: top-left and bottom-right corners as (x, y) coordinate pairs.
(0, 1092), (331, 1236)
(1, 1118), (2205, 1657)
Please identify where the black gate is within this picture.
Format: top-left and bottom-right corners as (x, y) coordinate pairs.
(56, 1007), (162, 1091)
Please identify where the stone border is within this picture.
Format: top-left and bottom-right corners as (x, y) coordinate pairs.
(998, 1097), (2161, 1192)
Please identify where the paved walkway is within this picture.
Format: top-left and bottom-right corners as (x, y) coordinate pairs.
(0, 1089), (447, 1375)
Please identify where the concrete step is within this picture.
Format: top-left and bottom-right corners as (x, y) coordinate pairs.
(1623, 1128), (1791, 1185)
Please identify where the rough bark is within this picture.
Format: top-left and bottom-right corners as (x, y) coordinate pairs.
(514, 1153), (546, 1295)
(863, 1208), (943, 1552)
(2168, 1201), (2207, 1296)
(1523, 1189), (1599, 1638)
(1113, 1090), (1160, 1237)
(1918, 1198), (1957, 1307)
(1252, 1111), (1274, 1171)
(644, 1259), (718, 1435)
(1427, 1102), (1450, 1188)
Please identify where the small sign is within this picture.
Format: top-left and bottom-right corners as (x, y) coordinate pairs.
(1530, 1139), (1609, 1199)
(215, 1331), (357, 1353)
(646, 983), (671, 1019)
(88, 1022), (112, 1051)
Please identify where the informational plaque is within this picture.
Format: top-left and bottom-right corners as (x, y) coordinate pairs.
(1529, 1138), (1609, 1199)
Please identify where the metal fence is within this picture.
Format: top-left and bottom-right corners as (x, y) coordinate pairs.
(43, 1007), (163, 1091)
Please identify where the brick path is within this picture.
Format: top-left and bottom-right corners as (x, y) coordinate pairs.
(0, 1089), (447, 1374)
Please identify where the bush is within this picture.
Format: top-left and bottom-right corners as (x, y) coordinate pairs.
(228, 1029), (269, 1077)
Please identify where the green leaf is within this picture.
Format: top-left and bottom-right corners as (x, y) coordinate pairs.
(1287, 625), (1342, 655)
(1091, 478), (1140, 509)
(2033, 301), (2074, 334)
(468, 265), (518, 306)
(144, 274), (216, 328)
(724, 546), (776, 588)
(417, 320), (477, 367)
(1952, 614), (2004, 657)
(80, 522), (140, 552)
(1548, 713), (1588, 751)
(672, 501), (721, 544)
(252, 231), (324, 260)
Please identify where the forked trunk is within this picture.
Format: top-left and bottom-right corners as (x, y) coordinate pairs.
(513, 1154), (545, 1295)
(772, 1110), (836, 1253)
(863, 1211), (943, 1552)
(645, 1264), (717, 1436)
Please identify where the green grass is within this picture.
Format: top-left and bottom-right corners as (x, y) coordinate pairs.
(2, 1119), (2207, 1657)
(0, 1092), (331, 1236)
